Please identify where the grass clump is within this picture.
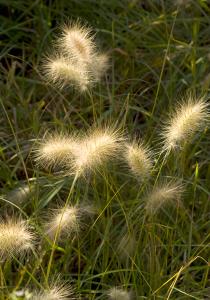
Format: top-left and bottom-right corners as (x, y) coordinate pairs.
(0, 2), (209, 299)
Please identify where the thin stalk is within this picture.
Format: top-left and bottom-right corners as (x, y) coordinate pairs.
(46, 173), (78, 281)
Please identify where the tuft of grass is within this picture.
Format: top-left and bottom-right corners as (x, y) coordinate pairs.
(0, 1), (210, 299)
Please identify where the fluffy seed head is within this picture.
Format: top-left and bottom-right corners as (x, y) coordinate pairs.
(117, 233), (137, 258)
(90, 53), (109, 80)
(9, 289), (32, 299)
(124, 141), (153, 180)
(145, 181), (184, 215)
(0, 218), (34, 259)
(67, 127), (123, 176)
(34, 133), (78, 171)
(42, 22), (109, 91)
(32, 282), (75, 300)
(44, 205), (80, 240)
(7, 183), (35, 204)
(108, 287), (131, 300)
(59, 22), (95, 63)
(35, 127), (122, 176)
(162, 96), (209, 153)
(43, 56), (89, 91)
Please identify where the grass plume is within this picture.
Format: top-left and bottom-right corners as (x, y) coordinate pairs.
(144, 180), (184, 215)
(43, 55), (89, 91)
(34, 132), (78, 171)
(42, 21), (109, 92)
(66, 126), (123, 176)
(32, 281), (76, 300)
(107, 287), (131, 300)
(161, 95), (209, 153)
(44, 205), (81, 240)
(0, 218), (35, 259)
(124, 141), (153, 180)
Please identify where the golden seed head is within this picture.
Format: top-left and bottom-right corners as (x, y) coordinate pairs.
(43, 56), (89, 91)
(125, 141), (153, 180)
(42, 22), (109, 91)
(108, 287), (131, 300)
(0, 218), (34, 259)
(44, 206), (80, 240)
(35, 127), (123, 176)
(117, 233), (137, 258)
(145, 181), (184, 215)
(67, 127), (123, 176)
(34, 133), (78, 170)
(162, 95), (209, 153)
(59, 22), (95, 62)
(90, 53), (109, 80)
(43, 22), (108, 92)
(32, 282), (75, 300)
(7, 183), (35, 204)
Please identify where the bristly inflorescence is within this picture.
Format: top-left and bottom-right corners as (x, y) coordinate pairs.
(124, 140), (153, 180)
(43, 55), (90, 92)
(43, 21), (109, 92)
(67, 126), (124, 176)
(144, 180), (184, 215)
(6, 183), (35, 204)
(35, 126), (123, 177)
(44, 205), (83, 240)
(161, 95), (209, 154)
(34, 132), (78, 171)
(31, 281), (76, 300)
(117, 232), (137, 259)
(59, 22), (96, 62)
(107, 287), (131, 300)
(0, 218), (35, 259)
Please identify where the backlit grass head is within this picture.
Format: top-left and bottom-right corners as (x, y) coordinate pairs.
(7, 183), (35, 204)
(59, 21), (95, 63)
(44, 205), (81, 240)
(67, 126), (124, 176)
(124, 140), (153, 180)
(42, 21), (109, 92)
(161, 95), (209, 153)
(43, 55), (90, 91)
(0, 218), (35, 259)
(117, 232), (137, 259)
(107, 287), (131, 300)
(32, 281), (76, 300)
(144, 180), (184, 215)
(35, 126), (123, 177)
(34, 132), (78, 171)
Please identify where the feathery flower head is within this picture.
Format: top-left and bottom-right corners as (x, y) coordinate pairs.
(162, 95), (209, 153)
(44, 205), (80, 240)
(34, 132), (78, 170)
(124, 141), (153, 180)
(0, 218), (34, 259)
(59, 22), (95, 62)
(35, 126), (122, 176)
(32, 282), (75, 300)
(7, 183), (35, 204)
(90, 53), (109, 80)
(43, 55), (89, 91)
(108, 287), (131, 300)
(145, 180), (184, 215)
(117, 233), (137, 258)
(67, 126), (123, 176)
(9, 289), (32, 299)
(42, 21), (109, 92)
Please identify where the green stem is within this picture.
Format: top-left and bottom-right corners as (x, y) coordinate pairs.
(151, 9), (178, 117)
(46, 174), (78, 281)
